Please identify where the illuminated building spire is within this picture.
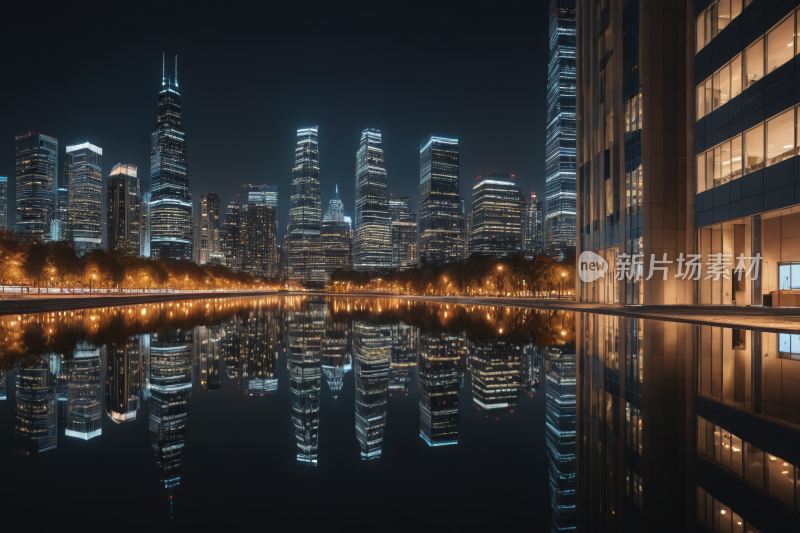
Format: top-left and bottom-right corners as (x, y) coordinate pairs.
(162, 53), (165, 86)
(174, 55), (178, 88)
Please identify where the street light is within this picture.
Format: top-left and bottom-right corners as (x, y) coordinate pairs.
(560, 271), (566, 300)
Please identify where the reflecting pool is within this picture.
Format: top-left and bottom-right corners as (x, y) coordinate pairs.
(1, 296), (799, 531)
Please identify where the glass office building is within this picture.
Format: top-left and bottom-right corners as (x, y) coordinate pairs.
(242, 184), (278, 209)
(288, 126), (323, 282)
(545, 0), (577, 257)
(354, 128), (392, 271)
(67, 142), (103, 253)
(0, 176), (7, 229)
(469, 173), (523, 257)
(354, 321), (391, 459)
(150, 56), (192, 261)
(107, 164), (141, 256)
(525, 189), (544, 257)
(14, 133), (57, 240)
(419, 134), (463, 265)
(321, 185), (353, 276)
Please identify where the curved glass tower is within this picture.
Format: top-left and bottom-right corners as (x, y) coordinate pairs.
(150, 55), (192, 260)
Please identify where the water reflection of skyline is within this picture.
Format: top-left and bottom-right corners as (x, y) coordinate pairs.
(3, 296), (797, 529)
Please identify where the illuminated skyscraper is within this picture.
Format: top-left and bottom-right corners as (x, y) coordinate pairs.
(546, 349), (576, 531)
(354, 128), (391, 271)
(150, 55), (192, 261)
(545, 0), (576, 256)
(140, 191), (151, 257)
(469, 173), (523, 257)
(524, 190), (544, 258)
(65, 344), (102, 440)
(54, 160), (69, 241)
(107, 336), (142, 423)
(14, 133), (57, 240)
(0, 176), (7, 229)
(418, 134), (463, 265)
(150, 328), (192, 489)
(67, 142), (103, 253)
(418, 331), (463, 446)
(107, 164), (141, 256)
(288, 126), (323, 282)
(389, 195), (411, 222)
(389, 194), (417, 267)
(321, 185), (353, 276)
(195, 194), (208, 264)
(241, 204), (277, 277)
(223, 201), (241, 268)
(353, 321), (391, 460)
(288, 298), (325, 464)
(15, 359), (57, 452)
(206, 192), (222, 262)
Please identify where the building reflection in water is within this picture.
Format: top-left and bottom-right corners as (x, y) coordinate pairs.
(149, 328), (192, 490)
(288, 297), (324, 465)
(15, 356), (58, 452)
(418, 331), (463, 446)
(468, 336), (523, 410)
(390, 323), (417, 392)
(546, 347), (576, 531)
(322, 308), (351, 400)
(353, 321), (391, 459)
(65, 341), (102, 440)
(107, 336), (142, 423)
(0, 370), (6, 400)
(239, 308), (278, 397)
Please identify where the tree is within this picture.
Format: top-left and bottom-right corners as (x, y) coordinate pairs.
(50, 241), (80, 292)
(23, 243), (49, 296)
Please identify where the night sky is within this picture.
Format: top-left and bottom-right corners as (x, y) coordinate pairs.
(3, 0), (549, 239)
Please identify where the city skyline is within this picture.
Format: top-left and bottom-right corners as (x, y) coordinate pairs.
(1, 2), (550, 241)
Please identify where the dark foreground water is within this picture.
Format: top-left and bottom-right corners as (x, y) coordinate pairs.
(1, 296), (799, 531)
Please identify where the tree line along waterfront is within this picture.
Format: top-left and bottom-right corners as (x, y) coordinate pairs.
(328, 254), (577, 298)
(0, 230), (276, 295)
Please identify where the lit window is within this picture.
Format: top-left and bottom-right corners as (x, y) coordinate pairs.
(744, 39), (764, 89)
(743, 125), (764, 174)
(766, 109), (795, 166)
(767, 14), (795, 74)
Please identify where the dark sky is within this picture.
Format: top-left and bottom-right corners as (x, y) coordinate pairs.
(3, 0), (549, 238)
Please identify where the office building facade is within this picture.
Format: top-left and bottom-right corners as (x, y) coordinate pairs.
(241, 204), (277, 277)
(195, 194), (209, 265)
(107, 164), (141, 256)
(419, 134), (463, 265)
(288, 126), (323, 282)
(354, 128), (392, 271)
(524, 189), (544, 257)
(545, 0), (577, 257)
(14, 133), (57, 240)
(223, 201), (241, 269)
(150, 56), (193, 261)
(140, 191), (151, 257)
(206, 192), (222, 262)
(0, 176), (7, 229)
(242, 184), (278, 209)
(67, 142), (103, 253)
(469, 173), (523, 257)
(321, 185), (353, 276)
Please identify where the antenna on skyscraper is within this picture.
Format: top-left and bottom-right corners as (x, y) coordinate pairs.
(162, 53), (165, 86)
(175, 55), (178, 88)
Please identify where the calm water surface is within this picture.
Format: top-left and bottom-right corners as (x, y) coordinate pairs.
(1, 296), (799, 531)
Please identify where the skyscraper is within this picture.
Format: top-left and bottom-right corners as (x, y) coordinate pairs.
(469, 173), (523, 257)
(240, 204), (277, 277)
(107, 164), (141, 256)
(0, 176), (7, 229)
(150, 55), (192, 261)
(195, 194), (208, 265)
(321, 185), (353, 277)
(14, 133), (57, 241)
(418, 134), (463, 265)
(389, 194), (417, 268)
(353, 321), (391, 460)
(140, 191), (151, 257)
(469, 338), (523, 410)
(524, 190), (544, 258)
(223, 201), (241, 269)
(206, 192), (222, 261)
(288, 126), (323, 283)
(67, 142), (103, 253)
(388, 195), (411, 222)
(545, 0), (576, 257)
(54, 160), (69, 241)
(354, 128), (392, 271)
(15, 359), (57, 452)
(546, 348), (576, 531)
